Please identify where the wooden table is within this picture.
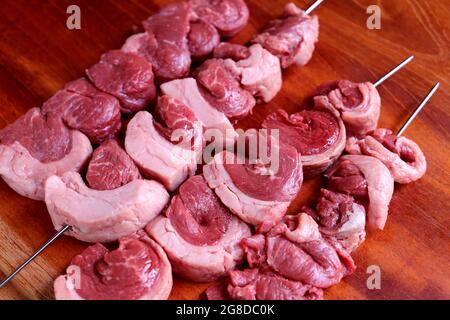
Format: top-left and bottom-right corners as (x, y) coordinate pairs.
(0, 0), (449, 300)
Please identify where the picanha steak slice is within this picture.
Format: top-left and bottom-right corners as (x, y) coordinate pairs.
(125, 95), (203, 191)
(252, 3), (319, 68)
(203, 133), (303, 229)
(190, 0), (250, 37)
(0, 108), (92, 200)
(87, 50), (156, 113)
(123, 2), (193, 83)
(314, 80), (381, 137)
(42, 78), (122, 144)
(54, 231), (172, 300)
(262, 100), (346, 178)
(147, 175), (251, 282)
(45, 171), (169, 243)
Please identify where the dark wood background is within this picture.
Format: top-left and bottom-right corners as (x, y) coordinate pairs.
(0, 0), (449, 300)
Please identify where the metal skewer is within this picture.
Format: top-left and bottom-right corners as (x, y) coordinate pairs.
(374, 56), (414, 88)
(397, 82), (440, 137)
(0, 224), (71, 289)
(305, 0), (325, 15)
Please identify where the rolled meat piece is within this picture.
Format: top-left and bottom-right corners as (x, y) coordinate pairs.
(262, 100), (346, 178)
(54, 231), (172, 300)
(45, 171), (169, 243)
(252, 3), (319, 68)
(206, 267), (324, 300)
(194, 59), (256, 121)
(123, 2), (192, 83)
(42, 78), (122, 144)
(87, 50), (156, 113)
(346, 128), (427, 184)
(325, 155), (394, 230)
(304, 189), (366, 253)
(224, 44), (282, 103)
(125, 95), (203, 192)
(314, 80), (381, 137)
(0, 108), (92, 200)
(240, 213), (356, 289)
(146, 175), (251, 282)
(190, 0), (250, 37)
(86, 139), (140, 191)
(213, 42), (250, 61)
(203, 132), (303, 228)
(188, 20), (220, 60)
(160, 77), (237, 143)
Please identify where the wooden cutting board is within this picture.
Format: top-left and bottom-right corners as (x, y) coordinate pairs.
(0, 0), (449, 300)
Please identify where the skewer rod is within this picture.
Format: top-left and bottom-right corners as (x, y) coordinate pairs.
(374, 56), (414, 88)
(0, 224), (70, 289)
(305, 0), (325, 15)
(397, 83), (440, 136)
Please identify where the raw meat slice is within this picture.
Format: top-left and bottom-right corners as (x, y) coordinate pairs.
(252, 3), (319, 68)
(123, 3), (192, 83)
(203, 134), (303, 228)
(346, 128), (427, 183)
(262, 100), (346, 178)
(224, 44), (282, 103)
(194, 59), (256, 120)
(160, 78), (237, 141)
(315, 80), (381, 137)
(86, 139), (140, 191)
(326, 155), (394, 230)
(305, 189), (366, 252)
(125, 96), (203, 191)
(45, 171), (169, 243)
(54, 231), (172, 300)
(87, 50), (156, 113)
(206, 267), (324, 300)
(42, 78), (121, 144)
(0, 108), (92, 200)
(190, 0), (250, 37)
(146, 176), (251, 282)
(241, 213), (356, 288)
(188, 20), (220, 60)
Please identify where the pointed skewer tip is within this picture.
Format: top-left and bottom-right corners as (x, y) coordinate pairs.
(305, 0), (324, 15)
(397, 82), (439, 136)
(374, 55), (415, 88)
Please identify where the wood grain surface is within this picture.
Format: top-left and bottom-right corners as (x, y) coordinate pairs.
(0, 0), (449, 300)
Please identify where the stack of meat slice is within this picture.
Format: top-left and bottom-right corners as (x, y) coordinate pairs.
(0, 108), (92, 200)
(147, 175), (251, 282)
(54, 231), (172, 300)
(203, 132), (303, 229)
(45, 140), (169, 243)
(206, 212), (355, 300)
(262, 99), (346, 179)
(122, 0), (250, 83)
(125, 95), (204, 191)
(252, 3), (319, 68)
(313, 80), (381, 137)
(325, 155), (394, 231)
(346, 128), (427, 184)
